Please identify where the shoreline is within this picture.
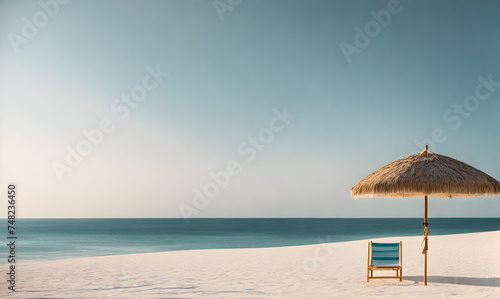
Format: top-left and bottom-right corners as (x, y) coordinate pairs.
(9, 229), (499, 265)
(2, 230), (499, 298)
(10, 218), (499, 265)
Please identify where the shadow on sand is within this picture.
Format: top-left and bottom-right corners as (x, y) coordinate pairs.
(403, 276), (500, 288)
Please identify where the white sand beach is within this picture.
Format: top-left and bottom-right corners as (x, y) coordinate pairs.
(2, 230), (499, 298)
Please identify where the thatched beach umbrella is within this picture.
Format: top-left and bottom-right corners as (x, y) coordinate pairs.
(351, 145), (500, 285)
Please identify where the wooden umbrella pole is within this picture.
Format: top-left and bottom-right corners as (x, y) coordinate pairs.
(424, 195), (428, 286)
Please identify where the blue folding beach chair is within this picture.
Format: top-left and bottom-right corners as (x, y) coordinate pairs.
(367, 241), (402, 282)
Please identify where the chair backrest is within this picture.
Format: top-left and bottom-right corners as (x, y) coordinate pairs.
(370, 242), (401, 266)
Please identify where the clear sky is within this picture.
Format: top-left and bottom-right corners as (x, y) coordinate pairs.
(1, 0), (499, 218)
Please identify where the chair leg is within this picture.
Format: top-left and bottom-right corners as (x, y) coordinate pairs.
(400, 268), (403, 281)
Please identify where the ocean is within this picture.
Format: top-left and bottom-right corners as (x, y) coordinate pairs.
(6, 218), (499, 264)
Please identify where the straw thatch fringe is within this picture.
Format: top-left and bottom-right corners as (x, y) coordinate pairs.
(351, 149), (500, 198)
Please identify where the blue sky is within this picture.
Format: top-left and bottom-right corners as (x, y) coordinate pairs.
(0, 0), (499, 218)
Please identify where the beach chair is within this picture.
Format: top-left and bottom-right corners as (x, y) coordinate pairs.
(367, 241), (402, 282)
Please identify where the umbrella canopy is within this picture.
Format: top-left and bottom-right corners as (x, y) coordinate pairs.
(351, 147), (500, 198)
(351, 145), (500, 285)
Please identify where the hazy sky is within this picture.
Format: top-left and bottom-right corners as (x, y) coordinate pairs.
(1, 0), (499, 218)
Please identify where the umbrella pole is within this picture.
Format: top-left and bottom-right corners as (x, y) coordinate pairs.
(424, 195), (428, 286)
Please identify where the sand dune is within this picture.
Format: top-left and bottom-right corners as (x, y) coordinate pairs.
(2, 231), (499, 298)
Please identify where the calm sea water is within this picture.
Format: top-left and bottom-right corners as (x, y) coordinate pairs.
(6, 218), (499, 263)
